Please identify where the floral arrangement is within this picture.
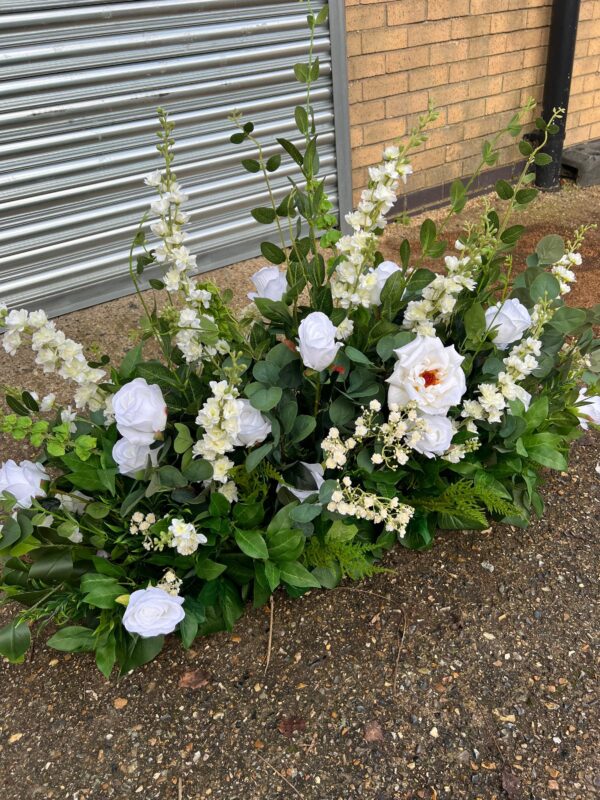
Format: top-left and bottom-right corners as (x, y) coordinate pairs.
(1, 6), (599, 675)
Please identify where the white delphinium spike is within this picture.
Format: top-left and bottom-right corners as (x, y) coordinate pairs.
(0, 306), (105, 411)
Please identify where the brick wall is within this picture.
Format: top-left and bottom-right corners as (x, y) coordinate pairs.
(345, 0), (600, 205)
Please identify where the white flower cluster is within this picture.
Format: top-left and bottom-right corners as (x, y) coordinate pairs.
(331, 145), (413, 309)
(130, 512), (207, 556)
(175, 304), (230, 365)
(193, 380), (271, 496)
(551, 251), (580, 295)
(328, 476), (414, 539)
(0, 306), (105, 411)
(167, 518), (207, 556)
(322, 399), (427, 470)
(156, 569), (183, 597)
(465, 336), (542, 423)
(145, 169), (194, 295)
(403, 252), (478, 337)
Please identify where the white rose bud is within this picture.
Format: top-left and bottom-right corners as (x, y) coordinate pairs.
(369, 260), (401, 305)
(112, 439), (159, 477)
(231, 399), (272, 447)
(122, 587), (185, 638)
(576, 387), (600, 430)
(297, 312), (341, 372)
(285, 462), (324, 502)
(412, 415), (454, 458)
(485, 298), (531, 349)
(248, 267), (288, 302)
(0, 459), (48, 509)
(386, 335), (466, 415)
(112, 377), (167, 445)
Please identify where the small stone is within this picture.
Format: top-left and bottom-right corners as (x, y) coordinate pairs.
(113, 698), (128, 710)
(481, 561), (495, 573)
(429, 726), (439, 738)
(8, 733), (24, 744)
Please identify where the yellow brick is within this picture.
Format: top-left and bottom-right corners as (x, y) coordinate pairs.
(526, 7), (552, 28)
(488, 51), (524, 75)
(362, 117), (406, 145)
(425, 123), (465, 150)
(362, 72), (409, 100)
(385, 91), (430, 118)
(350, 126), (363, 149)
(485, 89), (522, 115)
(352, 142), (389, 168)
(568, 93), (595, 113)
(490, 10), (527, 33)
(451, 16), (491, 39)
(429, 40), (469, 66)
(468, 35), (507, 59)
(348, 81), (363, 104)
(387, 1), (427, 26)
(411, 146), (447, 171)
(508, 0), (550, 8)
(431, 82), (470, 106)
(346, 4), (386, 31)
(503, 67), (542, 92)
(449, 57), (489, 85)
(522, 47), (547, 69)
(348, 54), (386, 81)
(407, 20), (452, 46)
(446, 136), (487, 163)
(471, 0), (510, 11)
(505, 27), (548, 52)
(573, 55), (599, 77)
(463, 115), (506, 140)
(346, 31), (362, 58)
(447, 98), (486, 124)
(361, 26), (408, 55)
(422, 161), (463, 187)
(349, 99), (385, 126)
(408, 64), (449, 91)
(468, 74), (504, 99)
(427, 0), (469, 19)
(386, 45), (430, 73)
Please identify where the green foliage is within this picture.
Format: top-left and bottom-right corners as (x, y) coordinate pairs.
(411, 480), (520, 530)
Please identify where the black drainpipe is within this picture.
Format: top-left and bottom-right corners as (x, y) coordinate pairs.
(535, 0), (581, 190)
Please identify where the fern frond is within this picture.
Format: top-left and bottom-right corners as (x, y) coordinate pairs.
(304, 536), (388, 581)
(408, 479), (519, 525)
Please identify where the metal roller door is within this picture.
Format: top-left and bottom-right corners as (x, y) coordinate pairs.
(0, 0), (350, 317)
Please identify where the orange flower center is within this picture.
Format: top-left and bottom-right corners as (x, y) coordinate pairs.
(420, 369), (441, 388)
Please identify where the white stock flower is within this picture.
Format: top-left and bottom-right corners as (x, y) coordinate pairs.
(411, 415), (455, 458)
(286, 462), (324, 502)
(0, 460), (48, 509)
(485, 299), (532, 349)
(297, 312), (341, 372)
(230, 400), (271, 447)
(122, 587), (185, 638)
(576, 387), (600, 430)
(369, 260), (401, 305)
(336, 318), (354, 341)
(248, 267), (288, 302)
(168, 518), (207, 556)
(112, 378), (167, 445)
(386, 336), (466, 414)
(112, 439), (159, 477)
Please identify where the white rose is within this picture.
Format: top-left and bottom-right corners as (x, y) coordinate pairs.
(231, 399), (271, 447)
(122, 586), (185, 638)
(576, 387), (600, 430)
(248, 267), (288, 302)
(412, 415), (454, 458)
(0, 459), (48, 508)
(369, 260), (401, 305)
(485, 298), (531, 349)
(297, 312), (341, 372)
(112, 377), (167, 445)
(112, 439), (159, 477)
(386, 335), (466, 414)
(285, 462), (324, 502)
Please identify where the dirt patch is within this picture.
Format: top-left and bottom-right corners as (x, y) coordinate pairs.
(0, 183), (599, 799)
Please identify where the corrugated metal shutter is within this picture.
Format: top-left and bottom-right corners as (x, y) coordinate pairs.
(0, 0), (339, 316)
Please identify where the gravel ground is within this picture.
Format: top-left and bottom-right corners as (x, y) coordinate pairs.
(1, 183), (599, 799)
